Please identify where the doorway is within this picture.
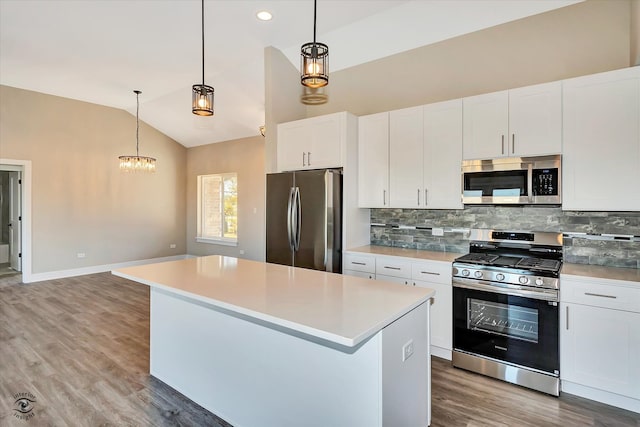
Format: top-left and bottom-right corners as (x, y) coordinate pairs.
(0, 160), (30, 283)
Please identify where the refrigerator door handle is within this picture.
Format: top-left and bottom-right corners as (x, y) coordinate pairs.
(294, 187), (301, 251)
(286, 187), (295, 251)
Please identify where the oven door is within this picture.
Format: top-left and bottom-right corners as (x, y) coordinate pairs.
(453, 280), (559, 375)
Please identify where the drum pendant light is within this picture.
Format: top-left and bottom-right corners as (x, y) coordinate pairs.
(192, 0), (214, 116)
(300, 0), (328, 88)
(119, 90), (157, 173)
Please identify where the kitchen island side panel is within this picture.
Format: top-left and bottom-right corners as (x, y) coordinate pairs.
(149, 288), (430, 427)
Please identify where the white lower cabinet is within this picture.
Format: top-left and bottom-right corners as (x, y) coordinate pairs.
(344, 251), (453, 360)
(560, 275), (640, 413)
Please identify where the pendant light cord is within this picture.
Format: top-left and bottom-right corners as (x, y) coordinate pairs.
(135, 90), (140, 157)
(201, 0), (205, 86)
(313, 0), (317, 45)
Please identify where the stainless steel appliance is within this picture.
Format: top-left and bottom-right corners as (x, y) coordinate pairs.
(452, 229), (562, 396)
(462, 155), (561, 205)
(266, 169), (342, 272)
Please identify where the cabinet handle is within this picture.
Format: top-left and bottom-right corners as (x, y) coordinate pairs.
(417, 189), (420, 205)
(584, 292), (617, 299)
(566, 306), (569, 330)
(512, 134), (515, 154)
(307, 151), (311, 166)
(421, 271), (440, 276)
(425, 189), (428, 205)
(501, 135), (505, 154)
(384, 266), (401, 270)
(383, 189), (386, 205)
(302, 152), (306, 167)
(351, 261), (366, 266)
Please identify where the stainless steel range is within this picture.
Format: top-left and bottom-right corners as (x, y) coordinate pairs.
(452, 229), (562, 396)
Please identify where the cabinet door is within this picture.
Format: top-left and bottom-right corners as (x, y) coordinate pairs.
(423, 99), (463, 209)
(508, 81), (562, 156)
(389, 106), (423, 208)
(277, 121), (308, 172)
(358, 112), (389, 208)
(308, 113), (343, 169)
(463, 91), (509, 159)
(414, 279), (452, 355)
(562, 67), (640, 211)
(561, 303), (640, 400)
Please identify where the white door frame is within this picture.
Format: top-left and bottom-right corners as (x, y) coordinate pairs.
(0, 159), (32, 283)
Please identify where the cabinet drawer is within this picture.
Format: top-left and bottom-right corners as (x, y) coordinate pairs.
(561, 277), (640, 313)
(376, 258), (412, 279)
(412, 261), (451, 285)
(343, 253), (375, 273)
(343, 269), (375, 280)
(376, 274), (411, 286)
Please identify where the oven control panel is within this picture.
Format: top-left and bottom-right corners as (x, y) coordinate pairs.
(452, 264), (559, 290)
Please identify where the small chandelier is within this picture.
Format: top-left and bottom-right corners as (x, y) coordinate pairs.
(300, 0), (328, 88)
(119, 90), (156, 173)
(192, 0), (214, 116)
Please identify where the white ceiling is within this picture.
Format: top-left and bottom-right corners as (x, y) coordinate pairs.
(0, 0), (581, 148)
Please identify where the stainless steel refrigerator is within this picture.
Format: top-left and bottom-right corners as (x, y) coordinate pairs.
(266, 169), (342, 273)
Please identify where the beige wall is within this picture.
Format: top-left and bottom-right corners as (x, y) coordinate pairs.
(305, 0), (632, 118)
(186, 136), (265, 261)
(0, 85), (187, 274)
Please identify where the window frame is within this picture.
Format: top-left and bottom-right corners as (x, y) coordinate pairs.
(196, 172), (238, 246)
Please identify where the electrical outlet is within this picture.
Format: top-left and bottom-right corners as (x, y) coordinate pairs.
(239, 249), (245, 255)
(402, 339), (414, 362)
(169, 244), (176, 249)
(431, 227), (444, 236)
(77, 253), (86, 258)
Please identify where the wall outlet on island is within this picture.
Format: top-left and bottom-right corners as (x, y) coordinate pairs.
(170, 244), (176, 249)
(77, 252), (86, 258)
(402, 339), (414, 362)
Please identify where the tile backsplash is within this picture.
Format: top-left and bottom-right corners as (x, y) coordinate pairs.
(370, 207), (640, 269)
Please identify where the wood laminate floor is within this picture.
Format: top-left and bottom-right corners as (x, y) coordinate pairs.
(1, 272), (638, 426)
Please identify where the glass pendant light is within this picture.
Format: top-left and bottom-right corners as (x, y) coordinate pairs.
(119, 90), (157, 173)
(192, 0), (214, 116)
(300, 0), (328, 88)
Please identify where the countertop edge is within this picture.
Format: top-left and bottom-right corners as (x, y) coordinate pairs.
(112, 269), (434, 348)
(346, 245), (462, 263)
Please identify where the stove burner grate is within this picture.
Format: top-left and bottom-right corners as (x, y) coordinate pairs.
(515, 258), (561, 272)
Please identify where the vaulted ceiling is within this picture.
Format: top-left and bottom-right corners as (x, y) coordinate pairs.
(0, 0), (581, 147)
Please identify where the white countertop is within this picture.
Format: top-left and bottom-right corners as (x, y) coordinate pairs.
(561, 263), (640, 285)
(347, 245), (462, 263)
(113, 256), (434, 348)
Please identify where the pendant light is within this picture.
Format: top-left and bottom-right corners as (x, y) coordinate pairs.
(119, 90), (157, 173)
(300, 0), (328, 88)
(192, 0), (214, 116)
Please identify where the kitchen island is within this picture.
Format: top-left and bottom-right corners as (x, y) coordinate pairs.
(113, 255), (434, 427)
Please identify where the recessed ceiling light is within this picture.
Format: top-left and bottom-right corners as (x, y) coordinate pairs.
(256, 10), (273, 21)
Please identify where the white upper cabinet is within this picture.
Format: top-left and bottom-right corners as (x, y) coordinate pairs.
(463, 81), (562, 159)
(509, 81), (562, 156)
(463, 90), (509, 159)
(562, 67), (640, 211)
(389, 106), (424, 208)
(277, 112), (345, 172)
(358, 112), (390, 208)
(423, 99), (463, 209)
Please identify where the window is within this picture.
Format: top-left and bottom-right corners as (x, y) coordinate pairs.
(197, 173), (238, 245)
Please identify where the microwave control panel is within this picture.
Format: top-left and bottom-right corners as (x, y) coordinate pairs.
(532, 168), (558, 196)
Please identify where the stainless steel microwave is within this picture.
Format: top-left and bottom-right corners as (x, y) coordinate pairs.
(462, 155), (561, 205)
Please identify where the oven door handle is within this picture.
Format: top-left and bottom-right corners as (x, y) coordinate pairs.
(453, 278), (558, 302)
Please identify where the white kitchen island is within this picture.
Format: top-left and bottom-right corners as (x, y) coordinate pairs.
(113, 255), (434, 427)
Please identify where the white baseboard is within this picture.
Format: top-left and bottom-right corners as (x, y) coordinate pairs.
(561, 380), (640, 414)
(25, 254), (194, 284)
